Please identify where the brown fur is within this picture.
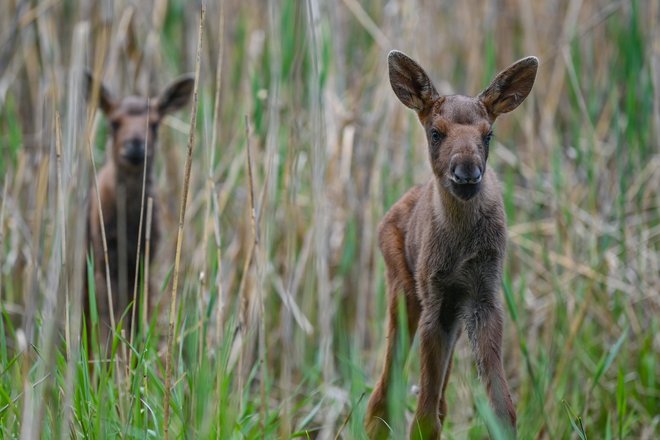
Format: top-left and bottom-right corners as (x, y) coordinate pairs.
(84, 72), (193, 354)
(365, 51), (538, 439)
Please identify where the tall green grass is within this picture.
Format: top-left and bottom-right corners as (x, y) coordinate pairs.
(0, 0), (658, 438)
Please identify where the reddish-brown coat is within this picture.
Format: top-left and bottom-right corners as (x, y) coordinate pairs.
(84, 73), (193, 352)
(365, 51), (538, 439)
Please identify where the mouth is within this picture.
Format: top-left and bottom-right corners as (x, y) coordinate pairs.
(449, 180), (481, 201)
(122, 152), (145, 166)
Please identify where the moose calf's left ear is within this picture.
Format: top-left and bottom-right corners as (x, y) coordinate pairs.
(157, 74), (195, 115)
(479, 56), (538, 120)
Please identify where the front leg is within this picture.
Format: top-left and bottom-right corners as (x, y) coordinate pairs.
(464, 296), (516, 436)
(366, 219), (421, 439)
(411, 280), (462, 440)
(366, 267), (421, 438)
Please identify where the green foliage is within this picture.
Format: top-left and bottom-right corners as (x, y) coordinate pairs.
(0, 1), (658, 439)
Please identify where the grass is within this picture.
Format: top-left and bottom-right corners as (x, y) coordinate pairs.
(0, 0), (659, 438)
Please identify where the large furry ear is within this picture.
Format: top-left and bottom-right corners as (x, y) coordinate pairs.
(157, 74), (194, 115)
(388, 50), (439, 113)
(84, 70), (117, 114)
(479, 56), (538, 119)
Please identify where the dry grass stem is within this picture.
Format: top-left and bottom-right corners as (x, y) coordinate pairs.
(162, 4), (206, 438)
(1, 2), (658, 438)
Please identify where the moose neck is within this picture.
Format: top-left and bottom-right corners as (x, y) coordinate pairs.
(433, 177), (484, 230)
(114, 161), (155, 195)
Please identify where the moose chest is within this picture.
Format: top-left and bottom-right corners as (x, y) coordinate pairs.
(413, 214), (506, 297)
(102, 185), (159, 278)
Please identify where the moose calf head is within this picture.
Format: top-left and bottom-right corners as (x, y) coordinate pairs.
(388, 51), (538, 201)
(84, 72), (194, 172)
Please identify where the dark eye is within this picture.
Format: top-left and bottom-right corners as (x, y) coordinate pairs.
(110, 121), (120, 132)
(484, 131), (493, 146)
(431, 129), (445, 144)
(149, 122), (158, 133)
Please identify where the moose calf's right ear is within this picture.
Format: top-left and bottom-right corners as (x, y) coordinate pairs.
(388, 50), (439, 113)
(84, 70), (116, 115)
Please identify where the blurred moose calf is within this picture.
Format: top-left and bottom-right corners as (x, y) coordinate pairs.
(84, 71), (193, 354)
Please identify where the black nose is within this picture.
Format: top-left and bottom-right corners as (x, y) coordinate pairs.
(122, 139), (145, 164)
(451, 163), (482, 184)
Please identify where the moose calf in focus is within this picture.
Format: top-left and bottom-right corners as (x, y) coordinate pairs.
(85, 72), (194, 353)
(365, 51), (538, 439)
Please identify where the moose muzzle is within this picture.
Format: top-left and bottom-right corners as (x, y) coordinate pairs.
(121, 138), (146, 165)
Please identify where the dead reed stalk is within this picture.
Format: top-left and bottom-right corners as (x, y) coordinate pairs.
(162, 3), (205, 439)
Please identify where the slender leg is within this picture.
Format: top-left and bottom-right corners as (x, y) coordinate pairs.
(105, 279), (120, 361)
(465, 299), (516, 436)
(366, 273), (421, 439)
(92, 272), (111, 357)
(366, 219), (421, 439)
(438, 329), (460, 424)
(410, 306), (459, 440)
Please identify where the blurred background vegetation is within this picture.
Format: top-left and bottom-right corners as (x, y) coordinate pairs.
(0, 0), (658, 438)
